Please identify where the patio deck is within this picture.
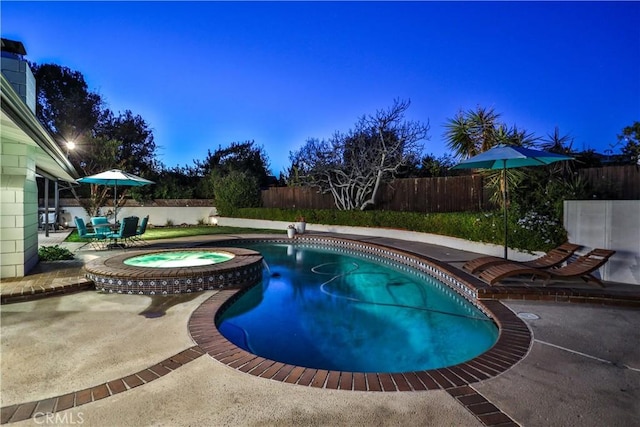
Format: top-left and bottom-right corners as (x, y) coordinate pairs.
(0, 231), (638, 426)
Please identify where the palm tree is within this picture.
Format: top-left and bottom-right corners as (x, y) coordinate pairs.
(444, 106), (501, 158)
(445, 107), (540, 210)
(541, 127), (576, 178)
(541, 126), (574, 154)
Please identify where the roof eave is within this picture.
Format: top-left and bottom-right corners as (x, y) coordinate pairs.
(1, 73), (79, 182)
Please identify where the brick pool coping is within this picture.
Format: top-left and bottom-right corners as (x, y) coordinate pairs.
(188, 236), (534, 424)
(190, 293), (531, 393)
(194, 237), (534, 393)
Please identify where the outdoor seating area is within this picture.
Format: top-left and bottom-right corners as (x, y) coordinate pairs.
(74, 215), (149, 250)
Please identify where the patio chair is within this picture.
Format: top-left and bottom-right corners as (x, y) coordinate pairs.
(74, 217), (107, 250)
(91, 216), (112, 236)
(131, 215), (149, 245)
(40, 212), (58, 232)
(106, 216), (139, 248)
(479, 248), (616, 287)
(463, 242), (581, 274)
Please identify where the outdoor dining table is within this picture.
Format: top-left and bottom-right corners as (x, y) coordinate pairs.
(88, 222), (124, 249)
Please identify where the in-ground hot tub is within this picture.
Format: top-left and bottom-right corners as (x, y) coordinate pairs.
(84, 248), (263, 295)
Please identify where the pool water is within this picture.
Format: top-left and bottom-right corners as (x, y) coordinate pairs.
(123, 251), (235, 268)
(217, 243), (498, 373)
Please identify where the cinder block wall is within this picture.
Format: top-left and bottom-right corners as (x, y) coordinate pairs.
(564, 200), (640, 285)
(1, 142), (39, 278)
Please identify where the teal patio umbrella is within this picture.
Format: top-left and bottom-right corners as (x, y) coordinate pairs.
(451, 144), (573, 259)
(77, 169), (154, 223)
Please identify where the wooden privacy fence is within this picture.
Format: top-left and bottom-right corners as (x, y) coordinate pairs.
(378, 175), (486, 212)
(577, 165), (640, 199)
(261, 165), (639, 213)
(261, 186), (335, 210)
(261, 175), (487, 213)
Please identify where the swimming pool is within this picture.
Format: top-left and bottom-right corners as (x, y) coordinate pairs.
(216, 242), (498, 373)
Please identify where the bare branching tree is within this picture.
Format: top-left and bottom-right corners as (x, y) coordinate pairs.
(290, 99), (429, 210)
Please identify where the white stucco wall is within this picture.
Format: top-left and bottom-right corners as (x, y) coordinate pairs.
(61, 206), (218, 228)
(564, 200), (640, 285)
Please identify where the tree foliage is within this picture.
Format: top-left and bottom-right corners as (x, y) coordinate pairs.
(444, 106), (537, 159)
(193, 140), (272, 200)
(213, 170), (262, 216)
(415, 153), (459, 177)
(444, 106), (501, 158)
(32, 63), (103, 138)
(97, 110), (157, 175)
(33, 63), (158, 216)
(444, 106), (539, 208)
(619, 121), (640, 165)
(150, 165), (200, 199)
(197, 141), (270, 181)
(289, 99), (429, 210)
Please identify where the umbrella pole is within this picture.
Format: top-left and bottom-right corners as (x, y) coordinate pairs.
(114, 184), (118, 224)
(503, 164), (508, 259)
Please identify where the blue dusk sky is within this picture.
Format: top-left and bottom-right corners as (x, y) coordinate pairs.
(2, 1), (639, 175)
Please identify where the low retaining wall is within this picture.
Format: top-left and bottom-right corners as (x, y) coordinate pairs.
(215, 217), (543, 262)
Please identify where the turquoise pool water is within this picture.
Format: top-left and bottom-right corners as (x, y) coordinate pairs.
(123, 251), (235, 268)
(217, 243), (498, 373)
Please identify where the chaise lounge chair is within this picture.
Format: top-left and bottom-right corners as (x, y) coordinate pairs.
(463, 242), (581, 274)
(478, 248), (616, 287)
(542, 248), (616, 287)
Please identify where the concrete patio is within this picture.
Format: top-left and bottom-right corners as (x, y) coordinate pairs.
(0, 231), (638, 426)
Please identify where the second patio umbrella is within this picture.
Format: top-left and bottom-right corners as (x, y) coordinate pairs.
(451, 144), (573, 259)
(77, 169), (154, 223)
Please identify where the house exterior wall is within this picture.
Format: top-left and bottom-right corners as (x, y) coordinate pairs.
(1, 42), (78, 279)
(0, 141), (39, 277)
(564, 200), (640, 285)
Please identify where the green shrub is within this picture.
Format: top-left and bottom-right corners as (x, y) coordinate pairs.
(62, 208), (564, 253)
(235, 207), (566, 253)
(38, 245), (74, 261)
(213, 171), (261, 216)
